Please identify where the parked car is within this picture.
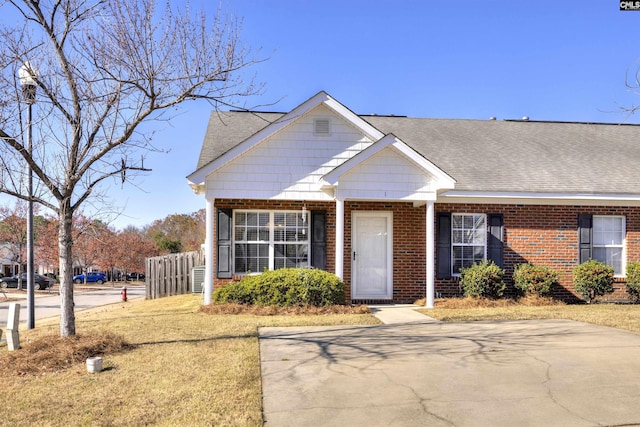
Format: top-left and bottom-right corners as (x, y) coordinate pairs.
(126, 272), (145, 281)
(0, 273), (52, 290)
(72, 272), (107, 284)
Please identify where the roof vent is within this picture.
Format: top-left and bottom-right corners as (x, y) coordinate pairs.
(522, 116), (529, 121)
(489, 117), (496, 120)
(314, 118), (331, 135)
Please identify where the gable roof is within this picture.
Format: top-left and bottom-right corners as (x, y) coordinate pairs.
(189, 93), (640, 198)
(189, 91), (384, 185)
(195, 110), (283, 170)
(322, 133), (455, 188)
(364, 116), (640, 195)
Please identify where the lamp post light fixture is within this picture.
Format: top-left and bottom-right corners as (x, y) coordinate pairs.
(18, 61), (37, 330)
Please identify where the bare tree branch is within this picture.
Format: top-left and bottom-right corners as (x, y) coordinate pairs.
(0, 0), (267, 336)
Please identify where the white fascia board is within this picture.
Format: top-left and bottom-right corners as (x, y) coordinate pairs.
(323, 97), (385, 141)
(187, 91), (385, 185)
(389, 137), (456, 187)
(440, 190), (640, 206)
(322, 133), (456, 188)
(187, 92), (328, 184)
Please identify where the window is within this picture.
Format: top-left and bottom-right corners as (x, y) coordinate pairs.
(234, 211), (309, 274)
(451, 214), (486, 274)
(593, 215), (625, 276)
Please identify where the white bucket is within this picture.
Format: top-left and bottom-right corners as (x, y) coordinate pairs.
(86, 357), (103, 373)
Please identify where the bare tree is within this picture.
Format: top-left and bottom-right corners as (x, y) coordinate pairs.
(0, 0), (263, 336)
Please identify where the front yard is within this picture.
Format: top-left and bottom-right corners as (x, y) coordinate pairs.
(1, 295), (640, 425)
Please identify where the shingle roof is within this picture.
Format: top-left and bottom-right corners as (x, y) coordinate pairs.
(196, 111), (284, 170)
(365, 116), (640, 194)
(195, 110), (640, 195)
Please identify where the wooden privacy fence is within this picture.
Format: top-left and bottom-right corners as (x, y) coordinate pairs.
(145, 251), (204, 299)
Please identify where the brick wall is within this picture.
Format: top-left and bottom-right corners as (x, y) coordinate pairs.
(212, 199), (336, 288)
(211, 199), (640, 303)
(437, 203), (640, 301)
(343, 201), (426, 304)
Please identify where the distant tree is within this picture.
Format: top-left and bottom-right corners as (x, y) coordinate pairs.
(0, 1), (263, 336)
(115, 226), (157, 273)
(155, 235), (183, 254)
(37, 216), (61, 271)
(0, 202), (29, 289)
(146, 209), (205, 253)
(72, 215), (114, 284)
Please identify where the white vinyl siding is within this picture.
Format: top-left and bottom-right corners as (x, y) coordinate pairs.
(206, 104), (373, 200)
(233, 211), (310, 274)
(452, 213), (486, 275)
(593, 215), (625, 276)
(338, 146), (440, 200)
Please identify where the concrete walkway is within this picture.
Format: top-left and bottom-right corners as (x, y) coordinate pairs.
(368, 304), (440, 324)
(260, 306), (640, 426)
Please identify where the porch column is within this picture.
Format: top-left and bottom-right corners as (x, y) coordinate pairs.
(425, 200), (435, 308)
(204, 197), (214, 305)
(335, 198), (344, 280)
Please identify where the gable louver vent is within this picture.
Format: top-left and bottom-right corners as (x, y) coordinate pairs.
(314, 118), (331, 135)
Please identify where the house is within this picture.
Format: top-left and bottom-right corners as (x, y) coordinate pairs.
(0, 242), (19, 277)
(187, 91), (640, 306)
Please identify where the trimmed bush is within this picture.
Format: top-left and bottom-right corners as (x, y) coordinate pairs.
(512, 264), (559, 297)
(626, 262), (640, 303)
(460, 260), (506, 299)
(573, 259), (614, 303)
(212, 268), (346, 306)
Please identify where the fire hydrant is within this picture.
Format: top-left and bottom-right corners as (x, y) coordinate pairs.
(121, 286), (128, 302)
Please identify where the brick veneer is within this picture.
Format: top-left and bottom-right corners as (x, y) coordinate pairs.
(436, 203), (640, 302)
(212, 199), (640, 303)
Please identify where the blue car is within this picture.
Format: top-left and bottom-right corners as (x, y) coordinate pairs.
(73, 272), (107, 284)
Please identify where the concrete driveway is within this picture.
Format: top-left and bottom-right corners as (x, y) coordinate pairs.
(260, 317), (640, 426)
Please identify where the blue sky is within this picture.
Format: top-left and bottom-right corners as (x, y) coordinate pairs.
(5, 1), (640, 229)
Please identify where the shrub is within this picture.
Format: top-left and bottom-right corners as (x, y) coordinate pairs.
(573, 259), (614, 303)
(211, 279), (254, 305)
(212, 268), (346, 306)
(512, 264), (559, 297)
(460, 260), (506, 299)
(626, 262), (640, 303)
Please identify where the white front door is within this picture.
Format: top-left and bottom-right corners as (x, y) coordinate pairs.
(352, 211), (393, 300)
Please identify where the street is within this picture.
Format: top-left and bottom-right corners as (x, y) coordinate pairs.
(0, 284), (145, 327)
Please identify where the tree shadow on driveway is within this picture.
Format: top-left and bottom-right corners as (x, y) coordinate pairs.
(259, 319), (640, 426)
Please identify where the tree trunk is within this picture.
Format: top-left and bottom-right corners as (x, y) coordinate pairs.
(58, 203), (75, 336)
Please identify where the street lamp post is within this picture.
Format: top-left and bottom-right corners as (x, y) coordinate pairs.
(19, 62), (37, 330)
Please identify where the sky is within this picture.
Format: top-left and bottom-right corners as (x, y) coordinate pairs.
(4, 1), (640, 230)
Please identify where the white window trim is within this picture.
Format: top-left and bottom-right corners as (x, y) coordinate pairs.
(593, 215), (626, 277)
(451, 213), (487, 276)
(232, 210), (311, 274)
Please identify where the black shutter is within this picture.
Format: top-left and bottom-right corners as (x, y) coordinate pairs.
(217, 208), (233, 279)
(487, 213), (504, 268)
(436, 212), (452, 279)
(311, 210), (327, 270)
(578, 214), (593, 264)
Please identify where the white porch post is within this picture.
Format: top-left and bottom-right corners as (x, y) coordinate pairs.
(204, 198), (215, 305)
(425, 200), (435, 308)
(335, 198), (344, 280)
